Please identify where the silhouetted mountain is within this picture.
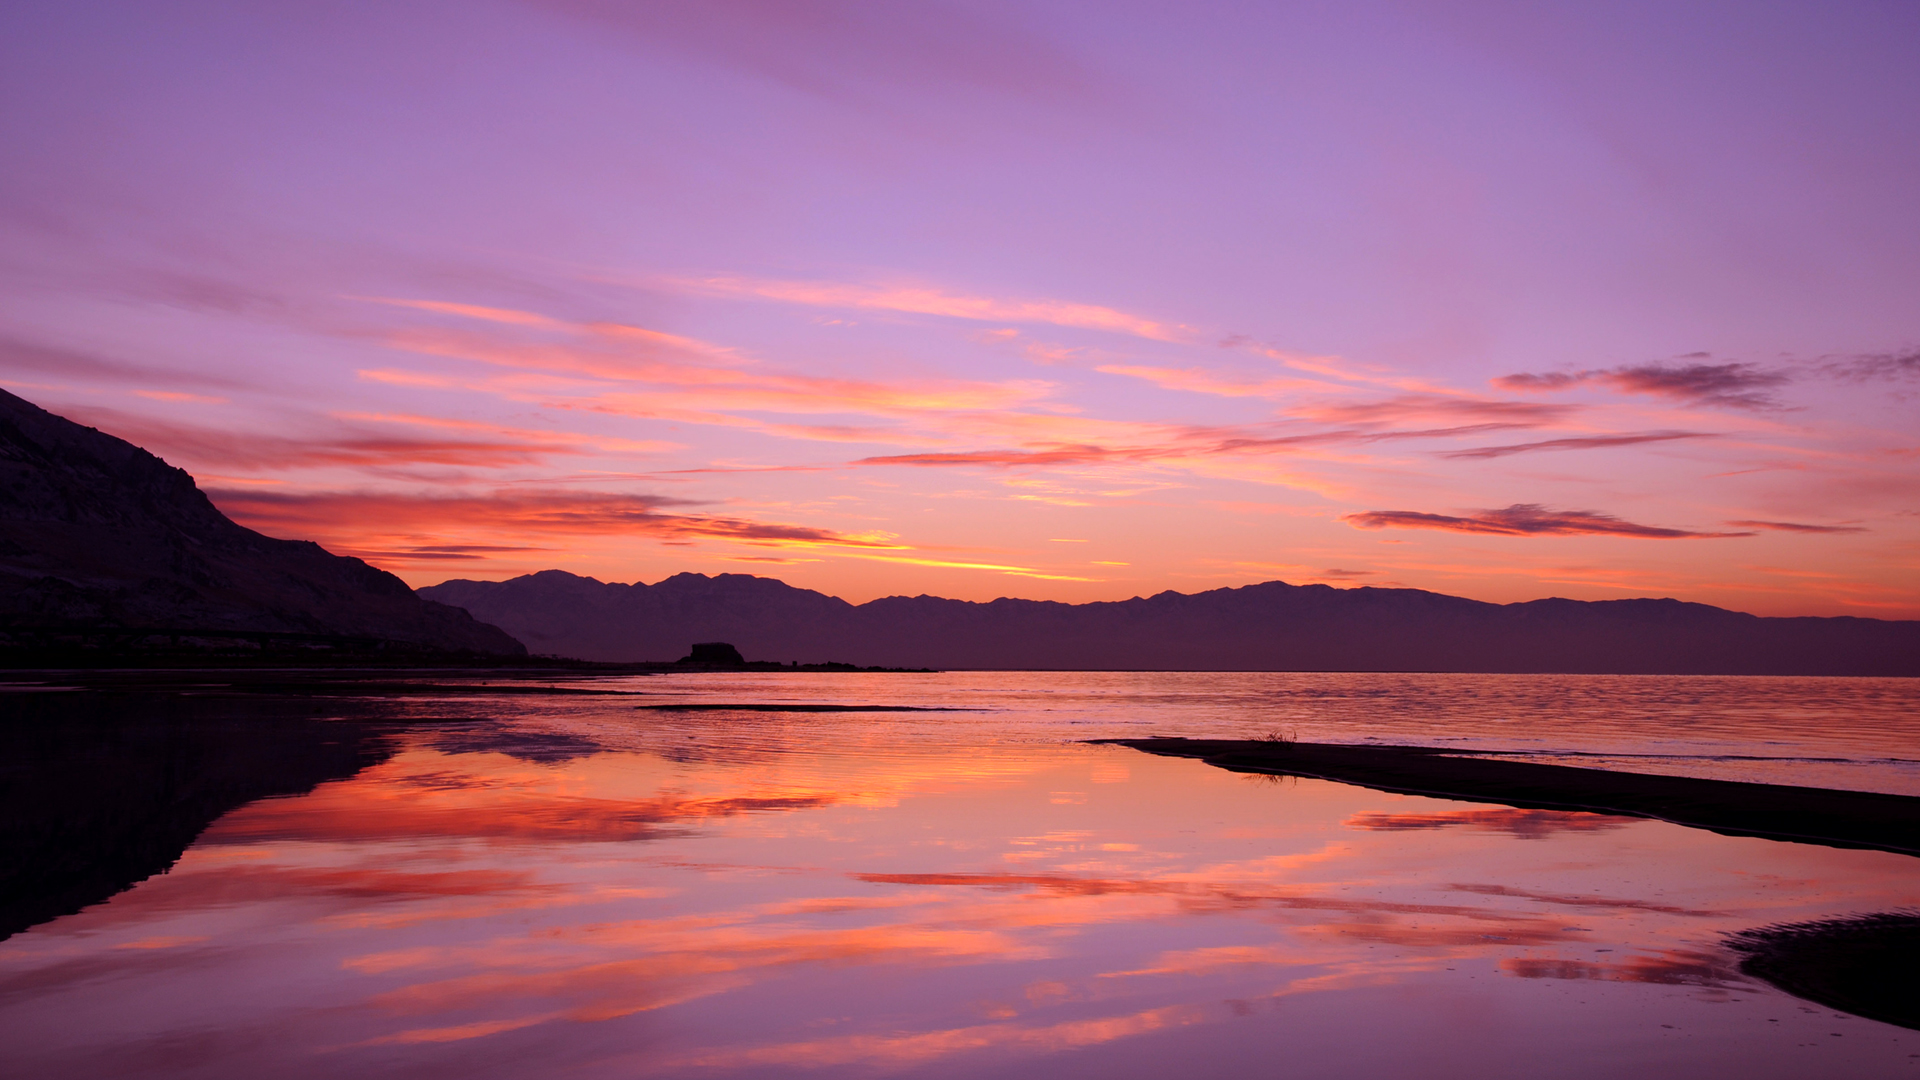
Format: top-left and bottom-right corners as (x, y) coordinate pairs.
(0, 390), (523, 655)
(421, 569), (1920, 675)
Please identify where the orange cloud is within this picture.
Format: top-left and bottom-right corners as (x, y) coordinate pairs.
(206, 488), (908, 557)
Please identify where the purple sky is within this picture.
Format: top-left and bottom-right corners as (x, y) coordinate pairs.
(3, 1), (1916, 614)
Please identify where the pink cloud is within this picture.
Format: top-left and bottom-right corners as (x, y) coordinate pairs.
(1437, 431), (1714, 459)
(1724, 519), (1868, 534)
(663, 275), (1193, 342)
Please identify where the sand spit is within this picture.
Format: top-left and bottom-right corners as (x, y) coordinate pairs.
(1098, 738), (1920, 857)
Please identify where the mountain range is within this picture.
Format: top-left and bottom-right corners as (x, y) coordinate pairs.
(422, 569), (1920, 675)
(0, 389), (523, 656)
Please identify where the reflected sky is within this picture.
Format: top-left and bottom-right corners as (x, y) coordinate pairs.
(4, 677), (1919, 1077)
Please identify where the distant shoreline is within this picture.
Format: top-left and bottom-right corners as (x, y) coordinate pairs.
(1097, 737), (1920, 858)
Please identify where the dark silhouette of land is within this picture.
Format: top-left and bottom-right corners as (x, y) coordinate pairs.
(0, 690), (394, 941)
(423, 569), (1920, 674)
(0, 389), (524, 659)
(1100, 737), (1920, 857)
(1727, 912), (1920, 1030)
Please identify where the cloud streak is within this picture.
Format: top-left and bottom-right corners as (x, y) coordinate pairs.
(664, 276), (1192, 342)
(58, 408), (675, 475)
(1496, 361), (1789, 410)
(1724, 519), (1868, 534)
(209, 489), (906, 554)
(1342, 503), (1753, 539)
(1438, 431), (1714, 459)
(1820, 348), (1920, 381)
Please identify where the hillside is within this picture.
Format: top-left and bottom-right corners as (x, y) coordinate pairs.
(0, 390), (524, 656)
(422, 569), (1919, 674)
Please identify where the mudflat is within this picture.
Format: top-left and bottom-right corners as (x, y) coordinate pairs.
(1099, 738), (1920, 858)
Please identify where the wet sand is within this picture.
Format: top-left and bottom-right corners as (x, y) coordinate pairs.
(1100, 738), (1920, 858)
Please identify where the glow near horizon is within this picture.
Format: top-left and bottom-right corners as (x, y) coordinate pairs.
(1, 1), (1915, 616)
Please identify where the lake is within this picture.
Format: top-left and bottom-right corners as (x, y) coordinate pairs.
(3, 671), (1917, 1077)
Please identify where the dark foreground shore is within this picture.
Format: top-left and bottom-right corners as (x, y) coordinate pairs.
(1098, 738), (1920, 858)
(1103, 738), (1920, 1030)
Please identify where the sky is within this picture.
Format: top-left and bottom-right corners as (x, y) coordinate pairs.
(2, 0), (1916, 616)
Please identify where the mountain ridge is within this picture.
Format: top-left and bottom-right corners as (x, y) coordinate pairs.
(420, 569), (1918, 674)
(0, 389), (524, 656)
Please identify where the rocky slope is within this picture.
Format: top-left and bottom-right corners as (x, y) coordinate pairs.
(0, 389), (523, 655)
(422, 569), (1920, 674)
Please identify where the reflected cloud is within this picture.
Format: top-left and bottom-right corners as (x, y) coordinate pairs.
(1346, 808), (1634, 839)
(1503, 948), (1742, 988)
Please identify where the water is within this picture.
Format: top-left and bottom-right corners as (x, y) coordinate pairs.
(2, 672), (1917, 1077)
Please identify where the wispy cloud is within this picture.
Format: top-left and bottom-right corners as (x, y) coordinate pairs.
(1093, 364), (1327, 398)
(663, 276), (1192, 342)
(1438, 431), (1714, 459)
(1820, 347), (1920, 381)
(1342, 504), (1752, 539)
(361, 298), (1057, 422)
(0, 336), (247, 393)
(1495, 361), (1789, 410)
(209, 488), (907, 554)
(855, 446), (1131, 469)
(58, 407), (674, 475)
(1724, 519), (1868, 534)
(1299, 394), (1578, 427)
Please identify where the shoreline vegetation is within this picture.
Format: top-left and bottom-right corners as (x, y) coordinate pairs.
(1097, 737), (1920, 858)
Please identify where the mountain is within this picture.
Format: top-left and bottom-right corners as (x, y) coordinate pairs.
(0, 389), (524, 656)
(421, 569), (1920, 675)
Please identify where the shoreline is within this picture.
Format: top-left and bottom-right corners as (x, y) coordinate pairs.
(1097, 738), (1920, 858)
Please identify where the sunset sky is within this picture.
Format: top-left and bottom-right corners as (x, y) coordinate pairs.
(2, 1), (1916, 616)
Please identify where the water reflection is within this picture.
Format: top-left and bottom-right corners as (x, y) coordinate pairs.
(0, 693), (391, 940)
(4, 691), (1918, 1078)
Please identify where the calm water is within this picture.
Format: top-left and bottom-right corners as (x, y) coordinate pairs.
(3, 672), (1918, 1077)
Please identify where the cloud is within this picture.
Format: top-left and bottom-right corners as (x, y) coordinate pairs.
(0, 336), (247, 393)
(1298, 394), (1578, 427)
(1342, 503), (1754, 539)
(57, 407), (674, 475)
(1495, 362), (1789, 410)
(1724, 519), (1868, 534)
(207, 489), (906, 554)
(1820, 348), (1920, 381)
(1438, 431), (1714, 459)
(855, 446), (1129, 469)
(662, 276), (1191, 342)
(369, 305), (1056, 419)
(1093, 364), (1326, 398)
